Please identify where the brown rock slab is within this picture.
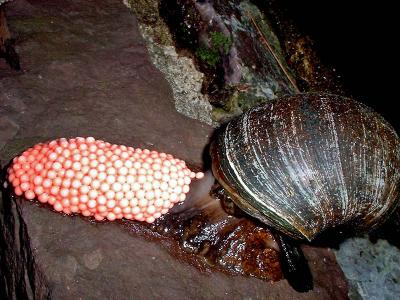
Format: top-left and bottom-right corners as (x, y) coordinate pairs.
(0, 0), (348, 299)
(0, 115), (19, 149)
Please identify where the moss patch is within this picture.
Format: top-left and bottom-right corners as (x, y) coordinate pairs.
(127, 0), (173, 46)
(195, 31), (232, 68)
(195, 46), (220, 68)
(212, 91), (267, 123)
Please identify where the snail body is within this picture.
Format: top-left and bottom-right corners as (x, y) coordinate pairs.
(211, 93), (400, 240)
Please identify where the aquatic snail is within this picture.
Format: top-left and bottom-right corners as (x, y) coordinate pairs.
(152, 92), (400, 291)
(210, 93), (400, 241)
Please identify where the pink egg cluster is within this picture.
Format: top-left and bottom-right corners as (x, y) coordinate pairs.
(6, 137), (204, 223)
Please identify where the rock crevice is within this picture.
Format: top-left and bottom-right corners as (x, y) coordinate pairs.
(1, 178), (50, 299)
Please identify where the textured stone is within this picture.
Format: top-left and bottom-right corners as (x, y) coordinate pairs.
(335, 238), (400, 300)
(0, 115), (19, 150)
(1, 192), (350, 299)
(139, 32), (216, 127)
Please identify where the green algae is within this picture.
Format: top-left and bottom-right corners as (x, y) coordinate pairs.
(210, 31), (232, 55)
(195, 46), (220, 68)
(212, 91), (267, 123)
(195, 31), (232, 68)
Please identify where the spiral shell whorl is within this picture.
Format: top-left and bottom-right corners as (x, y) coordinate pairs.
(211, 93), (400, 240)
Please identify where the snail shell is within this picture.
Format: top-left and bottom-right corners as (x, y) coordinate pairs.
(210, 93), (400, 240)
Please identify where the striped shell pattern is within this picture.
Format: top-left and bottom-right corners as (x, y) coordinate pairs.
(211, 93), (400, 240)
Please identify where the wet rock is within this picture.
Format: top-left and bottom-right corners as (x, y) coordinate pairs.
(1, 184), (349, 299)
(252, 0), (346, 95)
(125, 0), (217, 127)
(0, 181), (50, 299)
(335, 238), (400, 300)
(0, 115), (19, 150)
(146, 204), (283, 282)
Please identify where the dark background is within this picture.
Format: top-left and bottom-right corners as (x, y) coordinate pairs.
(282, 1), (398, 132)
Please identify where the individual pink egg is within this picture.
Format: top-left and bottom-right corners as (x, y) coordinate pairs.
(20, 174), (29, 182)
(106, 199), (116, 209)
(60, 188), (69, 198)
(79, 195), (89, 204)
(70, 206), (79, 213)
(20, 182), (31, 192)
(61, 199), (70, 207)
(70, 197), (79, 205)
(97, 205), (107, 213)
(105, 190), (115, 200)
(79, 185), (90, 195)
(129, 198), (138, 207)
(82, 210), (92, 217)
(65, 169), (75, 178)
(91, 180), (101, 190)
(48, 196), (56, 205)
(100, 182), (110, 193)
(106, 212), (116, 221)
(115, 192), (124, 201)
(34, 185), (44, 195)
(113, 207), (122, 215)
(94, 214), (105, 221)
(111, 182), (122, 192)
(54, 201), (63, 212)
(25, 190), (35, 200)
(71, 179), (81, 189)
(145, 216), (155, 223)
(38, 193), (49, 203)
(97, 162), (106, 171)
(145, 190), (155, 200)
(119, 198), (129, 208)
(138, 198), (147, 208)
(61, 179), (71, 188)
(121, 183), (130, 193)
(97, 172), (107, 181)
(131, 182), (141, 192)
(124, 213), (133, 219)
(82, 175), (92, 186)
(53, 177), (62, 187)
(88, 189), (98, 199)
(106, 175), (116, 185)
(87, 200), (97, 209)
(78, 203), (87, 211)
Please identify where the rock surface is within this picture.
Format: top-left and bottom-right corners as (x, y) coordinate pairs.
(335, 237), (400, 300)
(1, 0), (348, 299)
(130, 0), (299, 124)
